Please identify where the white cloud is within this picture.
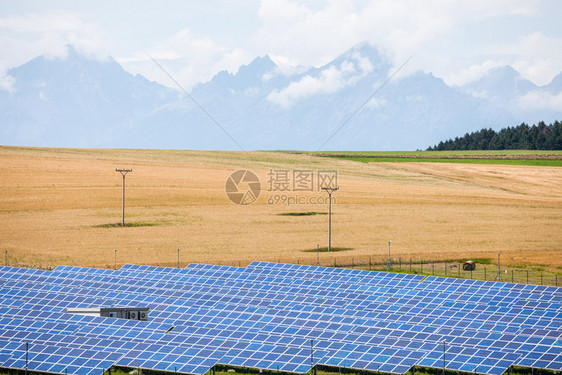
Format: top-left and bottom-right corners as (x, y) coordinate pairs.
(0, 12), (85, 33)
(254, 0), (361, 68)
(0, 11), (112, 91)
(518, 90), (562, 111)
(0, 0), (560, 92)
(447, 60), (506, 87)
(510, 32), (562, 86)
(366, 97), (387, 109)
(0, 8), (252, 91)
(116, 28), (254, 90)
(0, 12), (112, 59)
(0, 74), (15, 92)
(254, 0), (561, 86)
(268, 55), (310, 77)
(267, 53), (373, 108)
(443, 32), (562, 87)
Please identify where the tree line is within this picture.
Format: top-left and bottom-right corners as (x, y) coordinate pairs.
(427, 121), (562, 151)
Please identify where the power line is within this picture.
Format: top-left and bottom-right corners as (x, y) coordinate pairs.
(147, 53), (249, 154)
(316, 54), (414, 151)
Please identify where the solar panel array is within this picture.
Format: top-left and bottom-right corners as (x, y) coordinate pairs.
(0, 262), (561, 375)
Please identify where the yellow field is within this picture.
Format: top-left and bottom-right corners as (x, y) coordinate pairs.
(0, 146), (561, 271)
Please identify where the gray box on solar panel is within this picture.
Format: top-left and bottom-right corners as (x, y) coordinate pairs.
(66, 307), (101, 316)
(126, 309), (148, 320)
(67, 307), (148, 321)
(101, 307), (148, 321)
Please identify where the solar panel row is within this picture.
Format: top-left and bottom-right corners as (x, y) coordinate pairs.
(0, 261), (561, 375)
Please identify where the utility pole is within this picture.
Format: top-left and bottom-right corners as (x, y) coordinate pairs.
(310, 339), (315, 375)
(497, 252), (501, 282)
(387, 241), (391, 271)
(25, 342), (29, 375)
(321, 187), (339, 252)
(115, 169), (132, 226)
(443, 340), (446, 375)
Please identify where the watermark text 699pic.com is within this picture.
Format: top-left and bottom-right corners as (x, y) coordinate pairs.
(267, 169), (337, 206)
(224, 169), (338, 206)
(267, 194), (336, 206)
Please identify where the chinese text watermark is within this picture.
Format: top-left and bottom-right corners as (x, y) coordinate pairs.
(225, 169), (337, 205)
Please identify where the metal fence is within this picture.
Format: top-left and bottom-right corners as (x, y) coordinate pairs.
(218, 257), (560, 287)
(8, 254), (558, 288)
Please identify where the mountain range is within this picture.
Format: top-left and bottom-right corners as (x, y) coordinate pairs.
(1, 44), (560, 151)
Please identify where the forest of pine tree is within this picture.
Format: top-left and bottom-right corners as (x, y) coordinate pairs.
(427, 121), (562, 151)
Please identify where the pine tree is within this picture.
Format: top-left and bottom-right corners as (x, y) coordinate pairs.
(426, 121), (561, 150)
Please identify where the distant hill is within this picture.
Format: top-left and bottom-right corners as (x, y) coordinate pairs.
(427, 121), (562, 151)
(1, 44), (561, 150)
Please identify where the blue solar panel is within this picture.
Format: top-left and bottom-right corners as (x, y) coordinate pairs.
(1, 262), (561, 375)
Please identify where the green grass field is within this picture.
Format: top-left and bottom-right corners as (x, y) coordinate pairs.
(96, 364), (551, 375)
(88, 364), (548, 375)
(288, 150), (562, 166)
(324, 156), (562, 166)
(305, 150), (562, 155)
(0, 364), (548, 375)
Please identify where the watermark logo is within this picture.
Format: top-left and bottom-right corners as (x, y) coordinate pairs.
(225, 169), (337, 206)
(267, 169), (337, 191)
(225, 170), (261, 205)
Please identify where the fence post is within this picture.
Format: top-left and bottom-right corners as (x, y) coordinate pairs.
(527, 271), (529, 284)
(445, 263), (447, 277)
(512, 270), (514, 283)
(369, 256), (371, 271)
(458, 264), (460, 277)
(484, 267), (486, 281)
(400, 258), (402, 270)
(432, 262), (434, 275)
(541, 273), (543, 285)
(420, 261), (423, 274)
(556, 274), (558, 287)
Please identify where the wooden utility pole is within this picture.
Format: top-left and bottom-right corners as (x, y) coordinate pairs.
(321, 187), (339, 252)
(115, 169), (132, 226)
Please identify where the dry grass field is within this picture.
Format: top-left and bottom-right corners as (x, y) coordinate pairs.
(0, 146), (561, 271)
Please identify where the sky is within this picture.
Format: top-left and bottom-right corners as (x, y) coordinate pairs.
(1, 0), (562, 92)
